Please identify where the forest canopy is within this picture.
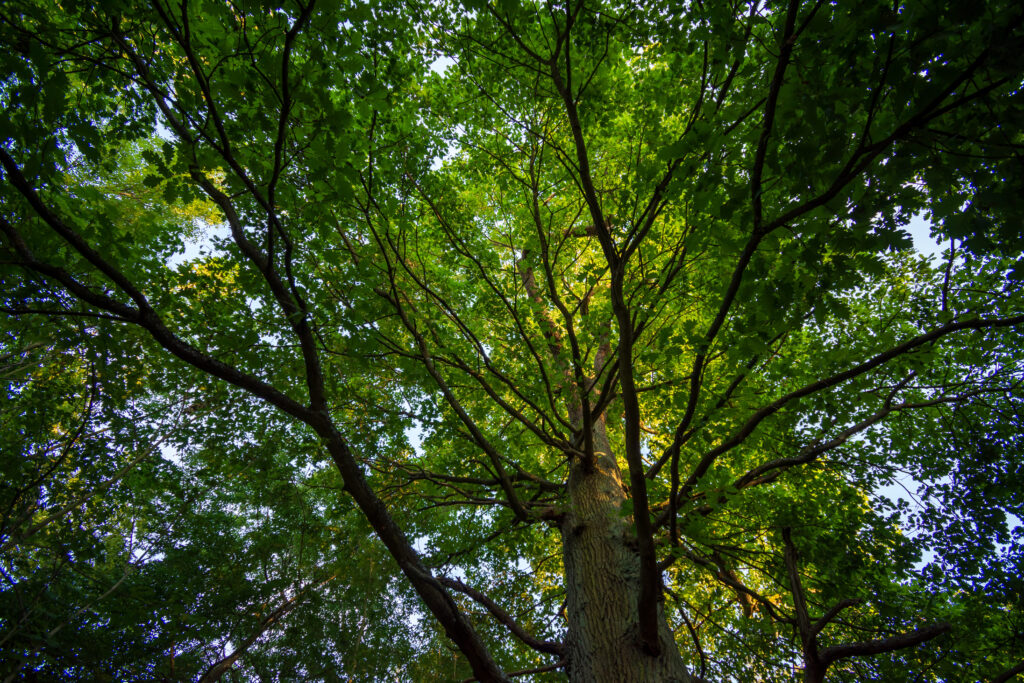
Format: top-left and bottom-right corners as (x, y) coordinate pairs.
(1, 0), (1023, 681)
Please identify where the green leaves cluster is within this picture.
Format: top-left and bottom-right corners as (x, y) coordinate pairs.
(2, 0), (1023, 680)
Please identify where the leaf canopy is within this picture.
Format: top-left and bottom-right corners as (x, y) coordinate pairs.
(1, 0), (1023, 680)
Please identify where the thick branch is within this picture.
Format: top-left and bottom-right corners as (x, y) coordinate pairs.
(782, 528), (814, 645)
(783, 528), (949, 683)
(818, 622), (951, 669)
(990, 660), (1024, 683)
(0, 162), (510, 683)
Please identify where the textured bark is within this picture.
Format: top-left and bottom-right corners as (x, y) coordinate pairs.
(560, 423), (694, 682)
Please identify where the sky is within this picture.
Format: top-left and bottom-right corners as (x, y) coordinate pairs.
(906, 212), (944, 259)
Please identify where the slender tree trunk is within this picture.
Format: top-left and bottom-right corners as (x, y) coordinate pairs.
(559, 423), (694, 682)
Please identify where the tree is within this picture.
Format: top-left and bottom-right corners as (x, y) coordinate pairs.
(1, 0), (1023, 680)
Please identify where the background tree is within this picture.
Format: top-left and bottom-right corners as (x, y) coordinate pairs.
(1, 0), (1023, 680)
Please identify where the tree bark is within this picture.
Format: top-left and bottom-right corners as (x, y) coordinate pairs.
(559, 422), (695, 682)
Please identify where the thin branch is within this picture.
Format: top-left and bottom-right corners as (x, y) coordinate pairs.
(438, 576), (564, 656)
(197, 573), (336, 683)
(661, 313), (1024, 524)
(461, 658), (567, 683)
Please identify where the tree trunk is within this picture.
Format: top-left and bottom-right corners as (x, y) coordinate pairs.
(560, 425), (694, 682)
